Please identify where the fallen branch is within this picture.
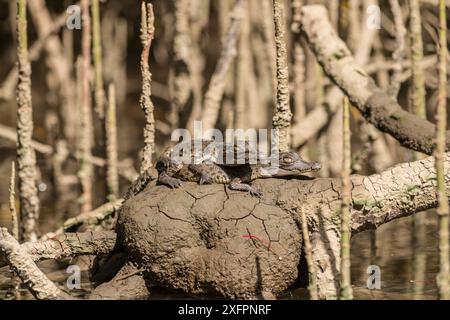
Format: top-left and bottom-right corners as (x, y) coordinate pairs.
(0, 228), (71, 300)
(0, 230), (117, 269)
(41, 199), (124, 240)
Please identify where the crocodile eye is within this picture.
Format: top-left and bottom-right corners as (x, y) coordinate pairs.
(282, 156), (293, 163)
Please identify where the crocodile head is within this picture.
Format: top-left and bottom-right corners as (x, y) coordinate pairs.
(279, 152), (321, 173)
(259, 152), (321, 177)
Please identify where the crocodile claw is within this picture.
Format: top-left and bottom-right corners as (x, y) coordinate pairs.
(249, 188), (263, 198)
(199, 173), (214, 185)
(167, 178), (183, 189)
(158, 173), (183, 189)
(229, 179), (263, 197)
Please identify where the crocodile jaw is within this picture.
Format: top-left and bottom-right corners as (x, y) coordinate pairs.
(258, 161), (321, 177)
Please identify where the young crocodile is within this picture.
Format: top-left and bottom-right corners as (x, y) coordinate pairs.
(124, 140), (321, 199)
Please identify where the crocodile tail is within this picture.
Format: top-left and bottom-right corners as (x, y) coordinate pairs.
(123, 168), (157, 201)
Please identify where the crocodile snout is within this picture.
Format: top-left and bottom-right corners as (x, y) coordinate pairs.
(310, 162), (321, 171)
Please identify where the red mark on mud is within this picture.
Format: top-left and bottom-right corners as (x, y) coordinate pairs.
(242, 233), (281, 259)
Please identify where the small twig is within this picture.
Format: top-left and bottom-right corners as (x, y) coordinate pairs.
(102, 7), (128, 106)
(409, 0), (429, 299)
(315, 65), (329, 177)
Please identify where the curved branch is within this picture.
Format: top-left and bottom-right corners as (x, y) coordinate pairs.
(300, 5), (447, 155)
(350, 154), (447, 232)
(41, 199), (124, 240)
(0, 231), (117, 269)
(291, 0), (379, 149)
(0, 228), (71, 300)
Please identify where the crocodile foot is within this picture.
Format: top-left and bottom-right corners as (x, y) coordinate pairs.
(199, 173), (214, 185)
(229, 178), (263, 198)
(158, 172), (182, 189)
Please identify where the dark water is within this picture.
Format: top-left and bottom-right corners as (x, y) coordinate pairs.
(350, 211), (439, 300)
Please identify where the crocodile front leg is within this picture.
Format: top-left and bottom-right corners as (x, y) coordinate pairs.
(155, 155), (183, 189)
(188, 163), (216, 185)
(157, 172), (182, 188)
(229, 178), (263, 197)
